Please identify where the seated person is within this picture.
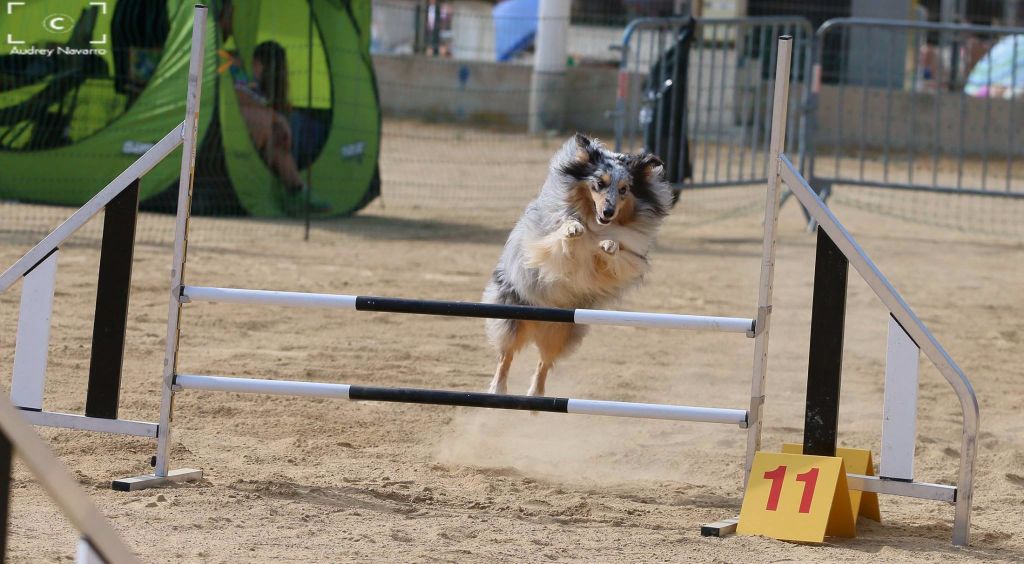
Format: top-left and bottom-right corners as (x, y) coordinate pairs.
(229, 40), (329, 214)
(964, 34), (1024, 99)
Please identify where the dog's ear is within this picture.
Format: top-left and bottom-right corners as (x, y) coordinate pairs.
(641, 153), (664, 170)
(632, 153), (665, 178)
(573, 133), (598, 162)
(559, 133), (601, 180)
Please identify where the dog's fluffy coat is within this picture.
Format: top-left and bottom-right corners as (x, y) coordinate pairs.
(482, 133), (672, 396)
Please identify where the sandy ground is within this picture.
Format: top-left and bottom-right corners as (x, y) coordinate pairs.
(1, 122), (1023, 562)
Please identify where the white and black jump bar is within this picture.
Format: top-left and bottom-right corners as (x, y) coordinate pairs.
(182, 286), (755, 335)
(173, 375), (749, 425)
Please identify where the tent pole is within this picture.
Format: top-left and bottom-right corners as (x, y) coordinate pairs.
(304, 0), (314, 241)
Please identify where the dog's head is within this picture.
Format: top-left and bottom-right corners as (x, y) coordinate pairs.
(555, 133), (670, 225)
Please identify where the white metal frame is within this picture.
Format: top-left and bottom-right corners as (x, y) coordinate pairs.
(769, 41), (979, 544)
(0, 399), (140, 563)
(779, 155), (978, 546)
(0, 130), (183, 439)
(151, 0), (209, 485)
(0, 6), (205, 485)
(746, 35), (792, 484)
(713, 34), (978, 547)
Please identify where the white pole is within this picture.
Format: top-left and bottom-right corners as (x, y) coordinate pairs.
(176, 375), (352, 399)
(574, 309), (753, 334)
(11, 251), (59, 411)
(566, 399), (747, 425)
(528, 0), (570, 133)
(880, 316), (920, 481)
(745, 36), (792, 483)
(155, 4), (207, 478)
(185, 286), (358, 309)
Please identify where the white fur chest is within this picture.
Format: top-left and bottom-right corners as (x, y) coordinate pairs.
(521, 219), (654, 308)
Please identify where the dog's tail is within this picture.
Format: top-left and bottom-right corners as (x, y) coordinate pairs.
(482, 267), (523, 352)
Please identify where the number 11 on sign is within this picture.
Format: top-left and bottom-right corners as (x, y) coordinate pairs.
(763, 465), (819, 513)
(738, 453), (855, 543)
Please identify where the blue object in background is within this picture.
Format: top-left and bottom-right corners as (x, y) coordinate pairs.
(493, 0), (538, 62)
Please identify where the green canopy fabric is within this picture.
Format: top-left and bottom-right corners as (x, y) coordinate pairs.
(0, 0), (380, 217)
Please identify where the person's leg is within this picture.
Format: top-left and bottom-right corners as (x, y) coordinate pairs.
(238, 97), (272, 152)
(267, 112), (331, 214)
(267, 113), (304, 187)
(267, 147), (304, 187)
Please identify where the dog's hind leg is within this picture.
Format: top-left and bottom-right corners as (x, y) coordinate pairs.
(526, 360), (553, 398)
(487, 320), (529, 394)
(488, 353), (514, 395)
(527, 322), (589, 397)
(527, 322), (576, 397)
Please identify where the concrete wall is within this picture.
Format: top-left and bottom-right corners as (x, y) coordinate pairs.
(373, 54), (620, 133)
(372, 54), (1022, 158)
(815, 85), (1024, 157)
(450, 1), (496, 61)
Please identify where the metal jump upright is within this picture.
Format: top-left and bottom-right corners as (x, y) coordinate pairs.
(111, 6), (785, 495)
(767, 35), (979, 548)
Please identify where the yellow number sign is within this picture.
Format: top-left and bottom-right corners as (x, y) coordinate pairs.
(782, 443), (880, 523)
(737, 452), (856, 543)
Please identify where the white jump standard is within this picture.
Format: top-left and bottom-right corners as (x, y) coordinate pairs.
(0, 3), (780, 497)
(124, 42), (778, 496)
(0, 10), (980, 549)
(725, 35), (978, 546)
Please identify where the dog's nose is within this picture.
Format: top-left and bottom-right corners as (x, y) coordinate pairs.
(601, 207), (615, 220)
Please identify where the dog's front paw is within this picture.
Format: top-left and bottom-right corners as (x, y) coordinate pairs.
(562, 219), (585, 239)
(599, 240), (619, 254)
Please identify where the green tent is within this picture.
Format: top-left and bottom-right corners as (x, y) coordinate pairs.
(0, 0), (380, 217)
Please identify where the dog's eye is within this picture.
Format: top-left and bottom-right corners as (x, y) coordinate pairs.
(619, 186), (628, 196)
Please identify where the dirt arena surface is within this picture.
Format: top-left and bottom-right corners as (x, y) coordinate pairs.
(1, 125), (1023, 562)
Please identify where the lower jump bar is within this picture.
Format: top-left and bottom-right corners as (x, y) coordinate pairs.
(182, 286), (755, 335)
(174, 375), (748, 426)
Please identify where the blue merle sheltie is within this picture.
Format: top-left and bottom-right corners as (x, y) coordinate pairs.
(482, 133), (672, 396)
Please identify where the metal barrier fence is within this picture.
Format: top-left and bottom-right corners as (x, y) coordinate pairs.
(807, 18), (1024, 200)
(3, 11), (1022, 243)
(614, 16), (813, 192)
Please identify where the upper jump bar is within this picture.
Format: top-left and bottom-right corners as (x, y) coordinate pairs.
(182, 286), (755, 335)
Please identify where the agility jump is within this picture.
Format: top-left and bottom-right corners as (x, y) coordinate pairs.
(0, 6), (979, 548)
(0, 1), (774, 494)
